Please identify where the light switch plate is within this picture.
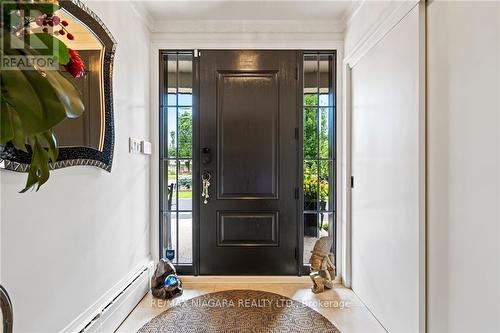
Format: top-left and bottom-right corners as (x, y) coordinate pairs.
(129, 137), (141, 153)
(141, 141), (152, 155)
(141, 140), (151, 155)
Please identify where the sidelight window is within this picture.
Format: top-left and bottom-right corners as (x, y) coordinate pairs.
(303, 52), (336, 265)
(159, 51), (193, 267)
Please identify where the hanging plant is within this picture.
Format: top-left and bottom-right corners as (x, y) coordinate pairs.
(0, 0), (85, 192)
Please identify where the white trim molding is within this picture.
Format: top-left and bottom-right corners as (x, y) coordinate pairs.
(151, 19), (345, 34)
(417, 4), (426, 332)
(129, 1), (154, 32)
(150, 35), (344, 50)
(340, 61), (352, 288)
(341, 0), (364, 26)
(344, 0), (419, 67)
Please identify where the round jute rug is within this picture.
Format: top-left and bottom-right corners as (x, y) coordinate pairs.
(138, 289), (341, 333)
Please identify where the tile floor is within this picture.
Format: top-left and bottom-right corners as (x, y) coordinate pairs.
(116, 279), (386, 333)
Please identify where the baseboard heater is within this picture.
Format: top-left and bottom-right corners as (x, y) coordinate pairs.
(78, 266), (150, 333)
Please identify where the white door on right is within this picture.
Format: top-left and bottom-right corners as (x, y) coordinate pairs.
(350, 4), (424, 332)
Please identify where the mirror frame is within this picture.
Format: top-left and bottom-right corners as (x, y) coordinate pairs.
(0, 0), (117, 172)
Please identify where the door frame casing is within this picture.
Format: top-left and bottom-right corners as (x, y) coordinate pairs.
(150, 42), (345, 278)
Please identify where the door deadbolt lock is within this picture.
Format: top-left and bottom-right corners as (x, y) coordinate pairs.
(202, 147), (211, 165)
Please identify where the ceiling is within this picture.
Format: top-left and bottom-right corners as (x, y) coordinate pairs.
(136, 1), (357, 24)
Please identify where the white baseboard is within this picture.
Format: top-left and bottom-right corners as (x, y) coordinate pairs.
(60, 260), (154, 333)
(98, 267), (150, 333)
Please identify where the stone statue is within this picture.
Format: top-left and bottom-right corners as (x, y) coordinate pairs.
(151, 258), (183, 300)
(309, 236), (336, 293)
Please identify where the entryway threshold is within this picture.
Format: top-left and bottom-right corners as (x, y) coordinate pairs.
(179, 275), (341, 284)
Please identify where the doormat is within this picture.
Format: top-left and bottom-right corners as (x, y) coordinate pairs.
(138, 289), (340, 332)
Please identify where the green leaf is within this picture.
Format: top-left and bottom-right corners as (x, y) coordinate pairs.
(20, 167), (39, 193)
(0, 98), (15, 144)
(44, 70), (85, 118)
(1, 37), (83, 128)
(20, 136), (40, 193)
(10, 109), (27, 151)
(20, 135), (50, 193)
(1, 69), (44, 122)
(38, 130), (58, 161)
(31, 33), (69, 65)
(30, 3), (60, 15)
(32, 139), (50, 191)
(2, 68), (68, 135)
(0, 72), (27, 150)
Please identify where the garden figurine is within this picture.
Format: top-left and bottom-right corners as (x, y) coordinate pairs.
(309, 236), (336, 293)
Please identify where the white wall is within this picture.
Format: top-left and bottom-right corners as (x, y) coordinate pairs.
(427, 2), (500, 332)
(347, 2), (424, 332)
(0, 2), (151, 332)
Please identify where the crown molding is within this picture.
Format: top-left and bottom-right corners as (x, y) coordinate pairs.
(129, 1), (352, 34)
(342, 0), (364, 26)
(129, 1), (154, 32)
(344, 0), (419, 67)
(150, 33), (344, 49)
(150, 19), (345, 33)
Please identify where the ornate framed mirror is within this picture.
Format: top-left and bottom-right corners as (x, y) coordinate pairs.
(0, 0), (116, 172)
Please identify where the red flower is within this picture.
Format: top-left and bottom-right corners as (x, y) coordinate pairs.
(64, 49), (85, 78)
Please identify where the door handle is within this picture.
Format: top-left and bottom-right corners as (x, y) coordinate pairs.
(201, 171), (211, 204)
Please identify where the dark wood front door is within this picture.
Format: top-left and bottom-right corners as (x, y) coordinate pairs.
(199, 50), (299, 275)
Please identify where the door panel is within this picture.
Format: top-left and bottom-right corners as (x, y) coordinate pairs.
(217, 72), (279, 199)
(199, 50), (298, 275)
(217, 211), (279, 247)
